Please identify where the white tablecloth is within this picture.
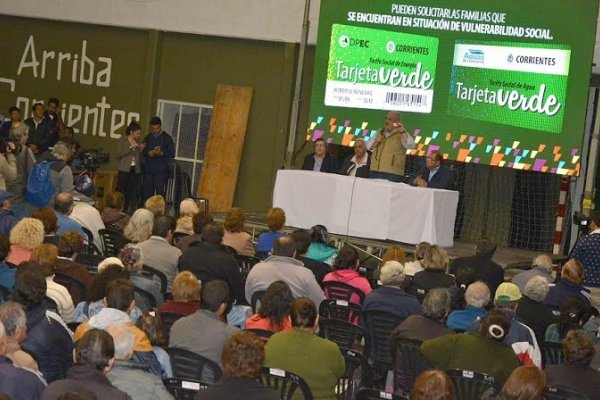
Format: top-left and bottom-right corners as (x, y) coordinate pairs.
(272, 170), (458, 247)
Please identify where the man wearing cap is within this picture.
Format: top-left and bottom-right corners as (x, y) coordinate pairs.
(142, 116), (175, 201)
(0, 191), (17, 236)
(469, 282), (541, 367)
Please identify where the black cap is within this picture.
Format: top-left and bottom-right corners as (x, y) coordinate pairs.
(150, 116), (162, 126)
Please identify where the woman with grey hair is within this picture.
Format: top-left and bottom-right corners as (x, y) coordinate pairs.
(516, 275), (555, 346)
(123, 208), (154, 244)
(0, 301), (38, 371)
(35, 141), (74, 198)
(119, 243), (163, 310)
(362, 261), (422, 318)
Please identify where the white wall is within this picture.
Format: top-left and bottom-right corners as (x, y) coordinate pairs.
(0, 0), (321, 43)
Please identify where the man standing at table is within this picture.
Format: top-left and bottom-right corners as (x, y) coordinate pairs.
(368, 111), (415, 182)
(412, 151), (453, 190)
(301, 138), (338, 173)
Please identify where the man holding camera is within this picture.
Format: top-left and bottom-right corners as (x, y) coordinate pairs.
(142, 116), (175, 201)
(570, 210), (600, 310)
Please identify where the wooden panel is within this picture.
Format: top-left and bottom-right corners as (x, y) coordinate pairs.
(198, 84), (253, 212)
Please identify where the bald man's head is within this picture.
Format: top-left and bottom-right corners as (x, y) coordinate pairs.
(272, 236), (296, 257)
(54, 193), (74, 215)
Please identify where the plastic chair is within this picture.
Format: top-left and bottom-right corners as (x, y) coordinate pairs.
(236, 254), (261, 282)
(162, 377), (210, 400)
(77, 253), (105, 274)
(245, 328), (274, 341)
(99, 228), (125, 257)
(318, 318), (368, 350)
(337, 347), (372, 400)
(445, 369), (498, 400)
(322, 281), (366, 306)
(143, 265), (169, 294)
(542, 342), (564, 367)
(393, 338), (431, 395)
(81, 226), (102, 255)
(319, 299), (362, 322)
(251, 290), (266, 313)
(53, 273), (87, 305)
(258, 367), (314, 400)
(160, 311), (187, 340)
(166, 347), (223, 384)
(544, 386), (591, 400)
(355, 388), (403, 400)
(134, 286), (158, 311)
(362, 310), (406, 377)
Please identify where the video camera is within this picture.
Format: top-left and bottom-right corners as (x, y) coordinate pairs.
(75, 149), (110, 172)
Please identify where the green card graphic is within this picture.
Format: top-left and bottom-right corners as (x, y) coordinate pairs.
(448, 41), (571, 133)
(325, 24), (439, 113)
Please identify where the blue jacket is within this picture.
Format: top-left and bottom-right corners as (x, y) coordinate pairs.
(544, 279), (593, 312)
(302, 153), (338, 173)
(0, 262), (15, 294)
(412, 164), (454, 190)
(0, 355), (46, 399)
(447, 305), (487, 331)
(143, 131), (175, 173)
(0, 209), (18, 236)
(362, 286), (422, 318)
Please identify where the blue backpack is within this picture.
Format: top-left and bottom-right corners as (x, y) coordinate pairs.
(26, 161), (56, 207)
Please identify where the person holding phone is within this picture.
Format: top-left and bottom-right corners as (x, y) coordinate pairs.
(142, 116), (175, 201)
(367, 111), (415, 182)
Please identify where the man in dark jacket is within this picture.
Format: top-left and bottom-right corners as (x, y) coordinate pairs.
(338, 138), (371, 178)
(450, 237), (505, 297)
(411, 151), (454, 190)
(301, 138), (338, 173)
(142, 116), (175, 201)
(0, 190), (18, 236)
(12, 262), (72, 383)
(24, 103), (55, 157)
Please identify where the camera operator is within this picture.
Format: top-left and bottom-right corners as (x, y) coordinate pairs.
(570, 210), (600, 311)
(7, 122), (36, 218)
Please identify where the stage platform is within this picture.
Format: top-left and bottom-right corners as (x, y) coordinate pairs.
(214, 212), (565, 270)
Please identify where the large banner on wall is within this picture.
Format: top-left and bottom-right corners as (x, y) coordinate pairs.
(308, 0), (599, 175)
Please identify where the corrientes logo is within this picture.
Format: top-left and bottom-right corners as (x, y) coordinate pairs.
(339, 35), (350, 48)
(463, 49), (484, 64)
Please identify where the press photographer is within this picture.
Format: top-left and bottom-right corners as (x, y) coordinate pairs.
(7, 122), (35, 218)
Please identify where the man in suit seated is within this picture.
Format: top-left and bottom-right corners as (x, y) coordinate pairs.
(338, 138), (370, 178)
(411, 151), (453, 190)
(301, 138), (337, 173)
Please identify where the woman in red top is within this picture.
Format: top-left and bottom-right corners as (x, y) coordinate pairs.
(158, 271), (200, 315)
(246, 280), (294, 333)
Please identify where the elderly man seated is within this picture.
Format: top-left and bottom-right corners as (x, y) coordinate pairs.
(446, 281), (490, 331)
(516, 276), (555, 345)
(512, 254), (554, 294)
(544, 259), (593, 313)
(338, 138), (370, 178)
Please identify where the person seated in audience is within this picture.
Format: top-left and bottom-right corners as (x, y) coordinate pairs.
(0, 318), (45, 400)
(448, 267), (477, 310)
(390, 288), (453, 343)
(31, 244), (75, 322)
(157, 271), (200, 315)
(338, 138), (370, 178)
(197, 331), (279, 400)
(408, 245), (455, 299)
(70, 198), (106, 252)
(362, 261), (421, 318)
(515, 276), (555, 346)
(0, 301), (39, 371)
(54, 193), (86, 239)
(290, 229), (331, 285)
(0, 235), (15, 292)
(264, 297), (345, 400)
(306, 224), (337, 266)
(410, 369), (453, 400)
(55, 232), (93, 304)
(0, 190), (18, 237)
(12, 262), (73, 383)
(5, 217), (44, 266)
(256, 207), (286, 259)
(546, 330), (600, 399)
(470, 282), (542, 367)
(144, 195), (166, 217)
(105, 324), (173, 400)
(371, 245), (407, 281)
(323, 245), (372, 305)
(422, 309), (519, 385)
(545, 297), (596, 344)
(511, 254), (554, 295)
(403, 242), (430, 277)
(119, 244), (163, 310)
(136, 311), (172, 378)
(100, 192), (130, 231)
(169, 280), (239, 366)
(222, 207), (255, 257)
(494, 366), (546, 400)
(245, 236), (325, 308)
(175, 211), (213, 252)
(246, 280), (294, 333)
(544, 258), (593, 312)
(136, 215), (181, 293)
(42, 329), (129, 400)
(174, 198), (199, 238)
(32, 207), (60, 245)
(72, 265), (143, 323)
(446, 281), (490, 331)
(123, 208), (154, 244)
(450, 237), (504, 297)
(302, 137), (338, 173)
(411, 151), (454, 189)
(178, 222), (246, 319)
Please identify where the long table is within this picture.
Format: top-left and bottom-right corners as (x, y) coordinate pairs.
(272, 170), (459, 247)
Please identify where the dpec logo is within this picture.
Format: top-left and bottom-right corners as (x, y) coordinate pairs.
(338, 34), (370, 48)
(463, 49), (484, 64)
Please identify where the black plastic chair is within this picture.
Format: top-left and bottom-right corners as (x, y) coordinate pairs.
(362, 310), (406, 378)
(337, 347), (372, 400)
(160, 311), (187, 340)
(166, 347), (223, 384)
(143, 265), (169, 294)
(445, 369), (498, 400)
(544, 386), (591, 400)
(81, 226), (102, 255)
(42, 296), (59, 313)
(258, 367), (314, 400)
(134, 286), (158, 311)
(77, 253), (105, 274)
(245, 328), (274, 341)
(322, 281), (366, 306)
(393, 338), (431, 396)
(54, 273), (87, 305)
(99, 228), (125, 257)
(162, 377), (210, 400)
(319, 318), (368, 350)
(172, 232), (191, 246)
(251, 290), (266, 313)
(542, 342), (564, 367)
(319, 299), (362, 322)
(236, 255), (261, 282)
(355, 388), (403, 400)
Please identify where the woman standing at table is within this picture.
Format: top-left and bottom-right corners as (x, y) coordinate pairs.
(116, 121), (145, 213)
